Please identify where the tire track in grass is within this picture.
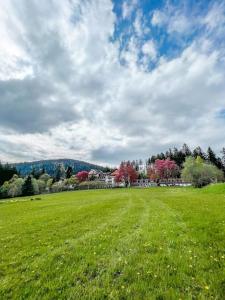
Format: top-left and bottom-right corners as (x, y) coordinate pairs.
(119, 191), (222, 300)
(78, 190), (204, 299)
(28, 192), (147, 299)
(48, 193), (134, 256)
(105, 194), (190, 299)
(66, 193), (151, 299)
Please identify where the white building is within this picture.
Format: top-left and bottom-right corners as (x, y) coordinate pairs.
(137, 163), (148, 174)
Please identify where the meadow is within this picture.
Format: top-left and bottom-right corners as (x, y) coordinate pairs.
(0, 185), (225, 299)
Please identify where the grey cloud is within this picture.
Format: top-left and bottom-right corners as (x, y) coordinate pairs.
(91, 146), (142, 164)
(0, 1), (84, 133)
(0, 0), (115, 134)
(0, 138), (36, 161)
(0, 78), (80, 133)
(12, 2), (76, 82)
(90, 139), (183, 165)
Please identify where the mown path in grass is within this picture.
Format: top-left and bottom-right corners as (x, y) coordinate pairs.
(0, 186), (225, 299)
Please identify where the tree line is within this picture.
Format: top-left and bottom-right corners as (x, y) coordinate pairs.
(0, 163), (109, 199)
(1, 144), (225, 198)
(147, 144), (225, 174)
(0, 163), (18, 186)
(0, 163), (77, 199)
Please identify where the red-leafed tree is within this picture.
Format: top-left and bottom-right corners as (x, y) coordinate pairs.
(148, 159), (179, 182)
(76, 171), (89, 183)
(115, 162), (138, 187)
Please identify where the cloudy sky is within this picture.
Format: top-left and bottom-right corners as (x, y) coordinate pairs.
(0, 0), (225, 165)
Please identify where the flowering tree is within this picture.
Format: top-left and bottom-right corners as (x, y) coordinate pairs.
(155, 159), (179, 179)
(148, 159), (179, 182)
(115, 162), (138, 187)
(76, 171), (89, 183)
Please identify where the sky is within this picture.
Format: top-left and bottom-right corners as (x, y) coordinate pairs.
(0, 0), (225, 165)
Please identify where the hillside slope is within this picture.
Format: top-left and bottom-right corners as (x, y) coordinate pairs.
(12, 159), (106, 176)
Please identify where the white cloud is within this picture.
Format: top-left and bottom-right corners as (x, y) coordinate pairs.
(203, 2), (225, 31)
(0, 0), (225, 165)
(134, 9), (150, 37)
(151, 10), (166, 26)
(122, 2), (131, 19)
(122, 0), (137, 19)
(151, 9), (192, 35)
(202, 1), (225, 46)
(167, 14), (191, 34)
(142, 40), (157, 61)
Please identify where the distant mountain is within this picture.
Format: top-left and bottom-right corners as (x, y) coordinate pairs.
(12, 159), (107, 177)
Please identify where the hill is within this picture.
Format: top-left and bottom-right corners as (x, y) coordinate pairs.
(12, 159), (107, 176)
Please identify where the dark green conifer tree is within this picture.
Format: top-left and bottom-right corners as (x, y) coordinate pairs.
(22, 176), (34, 196)
(66, 166), (73, 179)
(193, 146), (207, 160)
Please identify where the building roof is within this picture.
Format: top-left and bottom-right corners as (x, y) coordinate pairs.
(89, 169), (103, 175)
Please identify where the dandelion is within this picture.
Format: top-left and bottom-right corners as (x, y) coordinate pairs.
(204, 286), (209, 290)
(121, 285), (125, 289)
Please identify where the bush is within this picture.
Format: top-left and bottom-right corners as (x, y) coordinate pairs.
(8, 178), (24, 198)
(32, 178), (39, 194)
(39, 173), (51, 183)
(37, 180), (46, 194)
(46, 178), (53, 190)
(0, 175), (25, 198)
(0, 181), (10, 199)
(182, 156), (224, 188)
(51, 181), (65, 193)
(65, 176), (79, 186)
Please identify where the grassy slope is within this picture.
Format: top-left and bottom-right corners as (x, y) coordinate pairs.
(0, 185), (225, 299)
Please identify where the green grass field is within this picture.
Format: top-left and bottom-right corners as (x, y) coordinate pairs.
(0, 185), (225, 299)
